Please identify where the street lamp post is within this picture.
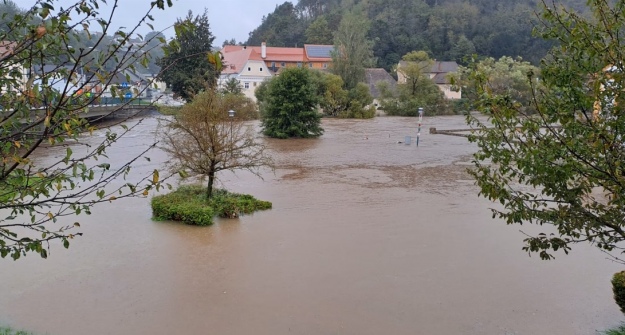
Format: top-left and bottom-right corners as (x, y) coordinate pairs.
(228, 109), (235, 148)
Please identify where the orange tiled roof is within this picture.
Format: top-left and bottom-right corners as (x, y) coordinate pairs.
(221, 44), (334, 70)
(222, 45), (307, 63)
(222, 45), (244, 53)
(252, 46), (306, 62)
(221, 48), (264, 74)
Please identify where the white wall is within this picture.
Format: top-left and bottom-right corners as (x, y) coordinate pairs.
(438, 84), (462, 100)
(219, 60), (273, 102)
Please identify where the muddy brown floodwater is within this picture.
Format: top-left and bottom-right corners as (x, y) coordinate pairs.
(1, 115), (623, 335)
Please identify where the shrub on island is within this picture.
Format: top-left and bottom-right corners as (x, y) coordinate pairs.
(151, 185), (272, 226)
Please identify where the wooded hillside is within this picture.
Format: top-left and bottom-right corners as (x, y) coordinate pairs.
(245, 0), (590, 69)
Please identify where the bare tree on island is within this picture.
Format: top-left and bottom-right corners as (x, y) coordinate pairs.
(0, 0), (174, 260)
(159, 91), (273, 199)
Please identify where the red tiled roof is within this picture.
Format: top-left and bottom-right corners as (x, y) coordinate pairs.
(222, 45), (307, 63)
(221, 48), (264, 74)
(252, 46), (306, 62)
(222, 45), (244, 53)
(221, 44), (334, 69)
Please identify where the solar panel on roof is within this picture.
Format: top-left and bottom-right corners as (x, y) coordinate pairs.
(306, 45), (334, 58)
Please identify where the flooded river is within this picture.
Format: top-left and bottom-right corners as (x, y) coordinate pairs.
(1, 115), (623, 334)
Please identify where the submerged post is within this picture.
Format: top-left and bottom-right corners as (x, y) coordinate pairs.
(416, 107), (424, 147)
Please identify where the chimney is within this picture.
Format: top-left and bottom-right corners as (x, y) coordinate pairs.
(261, 42), (266, 59)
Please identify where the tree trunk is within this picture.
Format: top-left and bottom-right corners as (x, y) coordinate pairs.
(206, 170), (215, 199)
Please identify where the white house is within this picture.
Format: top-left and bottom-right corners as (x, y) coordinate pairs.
(219, 46), (273, 101)
(0, 41), (28, 93)
(397, 60), (462, 100)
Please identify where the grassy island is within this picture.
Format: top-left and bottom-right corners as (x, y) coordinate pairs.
(151, 185), (272, 226)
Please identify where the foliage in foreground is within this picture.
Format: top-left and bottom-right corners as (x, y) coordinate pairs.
(0, 326), (33, 335)
(601, 324), (625, 335)
(0, 0), (172, 260)
(466, 0), (625, 260)
(151, 185), (272, 226)
(613, 271), (625, 315)
(0, 176), (41, 203)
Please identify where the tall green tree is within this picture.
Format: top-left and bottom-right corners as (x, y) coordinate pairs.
(311, 71), (375, 118)
(449, 34), (476, 65)
(0, 0), (22, 33)
(331, 8), (374, 90)
(260, 67), (323, 138)
(296, 0), (339, 19)
(0, 0), (172, 260)
(158, 9), (217, 102)
(246, 2), (305, 47)
(221, 77), (243, 95)
(143, 31), (166, 74)
(380, 50), (446, 116)
(398, 50), (433, 96)
(305, 17), (333, 44)
(314, 72), (348, 117)
(466, 0), (625, 261)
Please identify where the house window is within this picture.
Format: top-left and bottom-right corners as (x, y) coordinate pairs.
(323, 63), (328, 69)
(309, 63), (313, 68)
(281, 62), (286, 67)
(260, 67), (263, 71)
(248, 67), (251, 71)
(297, 62), (302, 67)
(253, 82), (257, 87)
(244, 82), (249, 89)
(271, 62), (276, 67)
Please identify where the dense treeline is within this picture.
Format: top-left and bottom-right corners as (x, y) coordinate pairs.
(246, 0), (589, 69)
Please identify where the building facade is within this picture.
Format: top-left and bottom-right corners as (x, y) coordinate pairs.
(397, 60), (462, 100)
(219, 43), (334, 101)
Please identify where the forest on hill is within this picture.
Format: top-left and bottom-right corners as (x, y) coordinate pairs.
(244, 0), (590, 69)
(3, 0), (592, 75)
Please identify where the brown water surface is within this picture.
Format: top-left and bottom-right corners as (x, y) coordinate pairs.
(1, 115), (622, 334)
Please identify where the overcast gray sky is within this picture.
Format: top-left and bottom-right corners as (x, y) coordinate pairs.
(24, 0), (287, 44)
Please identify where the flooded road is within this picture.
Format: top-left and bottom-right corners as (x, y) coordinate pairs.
(1, 115), (623, 334)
